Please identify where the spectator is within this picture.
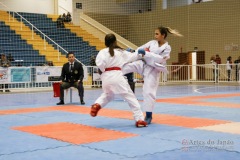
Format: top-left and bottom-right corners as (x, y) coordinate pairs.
(56, 52), (85, 105)
(47, 61), (54, 66)
(0, 54), (11, 92)
(65, 12), (72, 23)
(210, 55), (218, 82)
(215, 54), (221, 65)
(226, 56), (232, 81)
(7, 54), (14, 61)
(0, 54), (11, 67)
(56, 15), (64, 28)
(215, 54), (221, 78)
(62, 13), (67, 22)
(234, 56), (240, 81)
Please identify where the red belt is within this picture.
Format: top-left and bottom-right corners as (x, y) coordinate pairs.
(105, 67), (121, 71)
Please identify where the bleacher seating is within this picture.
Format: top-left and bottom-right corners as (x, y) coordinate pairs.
(0, 21), (47, 66)
(11, 12), (99, 65)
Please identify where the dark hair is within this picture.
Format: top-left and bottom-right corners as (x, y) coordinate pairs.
(105, 33), (122, 57)
(157, 26), (183, 38)
(67, 52), (75, 57)
(210, 55), (215, 61)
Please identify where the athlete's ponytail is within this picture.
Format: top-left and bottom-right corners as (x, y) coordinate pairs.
(105, 33), (122, 57)
(157, 26), (183, 38)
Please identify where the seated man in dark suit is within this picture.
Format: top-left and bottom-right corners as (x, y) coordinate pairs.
(57, 52), (85, 105)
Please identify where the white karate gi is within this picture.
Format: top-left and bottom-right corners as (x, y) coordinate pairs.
(95, 48), (144, 121)
(122, 40), (171, 112)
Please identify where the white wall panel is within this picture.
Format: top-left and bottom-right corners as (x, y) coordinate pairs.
(0, 0), (55, 14)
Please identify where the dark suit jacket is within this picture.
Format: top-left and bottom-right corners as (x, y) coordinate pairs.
(59, 61), (84, 82)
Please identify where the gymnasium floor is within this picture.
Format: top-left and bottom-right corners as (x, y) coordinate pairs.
(0, 84), (240, 160)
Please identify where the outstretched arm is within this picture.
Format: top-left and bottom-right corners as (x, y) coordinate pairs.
(122, 49), (145, 63)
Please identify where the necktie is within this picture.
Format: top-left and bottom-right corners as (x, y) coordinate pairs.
(70, 63), (73, 72)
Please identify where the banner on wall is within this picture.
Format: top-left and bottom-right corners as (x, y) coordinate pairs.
(36, 66), (62, 82)
(10, 67), (31, 82)
(0, 68), (9, 83)
(36, 66), (88, 82)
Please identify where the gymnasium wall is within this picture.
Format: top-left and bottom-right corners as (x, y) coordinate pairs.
(1, 0), (239, 64)
(84, 0), (240, 64)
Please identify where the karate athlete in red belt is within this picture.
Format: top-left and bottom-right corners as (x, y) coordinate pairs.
(90, 33), (147, 128)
